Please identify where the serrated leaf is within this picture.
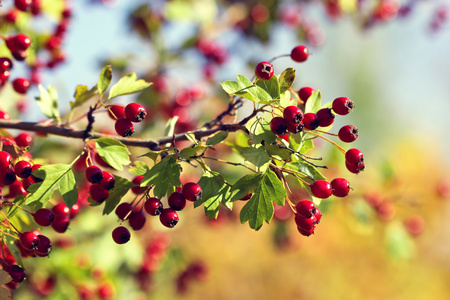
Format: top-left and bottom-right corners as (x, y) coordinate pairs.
(278, 68), (296, 94)
(95, 138), (131, 171)
(206, 131), (228, 146)
(305, 90), (321, 114)
(196, 171), (232, 220)
(70, 85), (99, 109)
(102, 176), (134, 215)
(249, 117), (276, 144)
(141, 155), (182, 199)
(98, 65), (112, 95)
(287, 161), (326, 181)
(256, 74), (280, 99)
(241, 145), (270, 172)
(35, 84), (60, 119)
(108, 72), (152, 100)
(25, 164), (78, 208)
(221, 74), (274, 103)
(129, 161), (150, 176)
(264, 144), (292, 161)
(229, 173), (263, 202)
(239, 168), (286, 230)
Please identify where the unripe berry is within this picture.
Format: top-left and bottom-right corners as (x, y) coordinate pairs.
(310, 180), (332, 199)
(330, 178), (350, 197)
(114, 118), (134, 137)
(160, 208), (179, 228)
(255, 61), (274, 81)
(168, 192), (186, 211)
(332, 97), (354, 115)
(270, 117), (289, 135)
(33, 208), (55, 226)
(89, 184), (109, 203)
(20, 231), (40, 251)
(125, 103), (147, 122)
(112, 226), (131, 244)
(338, 125), (359, 143)
(283, 106), (303, 124)
(302, 113), (320, 130)
(316, 108), (335, 127)
(182, 182), (202, 202)
(128, 211), (147, 231)
(144, 197), (163, 215)
(85, 165), (103, 184)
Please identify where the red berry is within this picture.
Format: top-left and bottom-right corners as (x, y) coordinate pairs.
(12, 50), (28, 61)
(295, 200), (317, 218)
(168, 192), (186, 211)
(99, 171), (115, 190)
(89, 184), (109, 203)
(302, 112), (320, 130)
(0, 151), (12, 172)
(182, 182), (202, 202)
(0, 110), (10, 120)
(125, 103), (147, 122)
(255, 61), (274, 81)
(107, 105), (125, 120)
(35, 235), (52, 257)
(115, 202), (133, 220)
(114, 118), (134, 137)
(332, 97), (354, 115)
(240, 193), (252, 201)
(144, 197), (163, 216)
(14, 132), (33, 147)
(290, 45), (309, 62)
(69, 203), (80, 219)
(20, 231), (39, 251)
(12, 78), (31, 94)
(85, 165), (103, 184)
(338, 125), (359, 143)
(270, 117), (289, 135)
(6, 265), (26, 283)
(13, 34), (31, 51)
(314, 207), (322, 224)
(283, 106), (303, 124)
(14, 0), (32, 12)
(404, 215), (425, 237)
(346, 160), (365, 174)
(51, 214), (70, 233)
(310, 180), (332, 199)
(30, 164), (43, 183)
(0, 57), (13, 71)
(52, 203), (69, 217)
(4, 180), (26, 198)
(131, 176), (146, 194)
(345, 148), (364, 166)
(33, 208), (55, 226)
(316, 108), (335, 127)
(160, 208), (179, 228)
(287, 122), (303, 134)
(128, 211), (147, 231)
(294, 214), (317, 231)
(94, 152), (112, 169)
(0, 168), (17, 186)
(112, 226), (131, 244)
(297, 225), (315, 237)
(330, 178), (350, 197)
(298, 87), (315, 103)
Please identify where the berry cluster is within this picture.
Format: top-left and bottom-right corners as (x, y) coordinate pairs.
(294, 200), (322, 236)
(86, 165), (115, 203)
(108, 103), (147, 137)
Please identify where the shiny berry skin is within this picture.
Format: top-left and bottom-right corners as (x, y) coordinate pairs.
(131, 176), (146, 194)
(255, 61), (274, 81)
(332, 97), (354, 115)
(338, 125), (359, 143)
(287, 122), (303, 134)
(160, 208), (179, 228)
(144, 197), (163, 216)
(125, 103), (147, 122)
(12, 78), (31, 94)
(6, 265), (26, 283)
(12, 50), (28, 61)
(182, 182), (202, 202)
(115, 202), (133, 220)
(51, 214), (70, 233)
(0, 151), (12, 171)
(33, 208), (55, 226)
(316, 108), (335, 127)
(330, 178), (350, 197)
(0, 168), (17, 186)
(298, 87), (315, 103)
(107, 105), (125, 120)
(128, 211), (147, 231)
(302, 112), (320, 130)
(310, 180), (332, 199)
(114, 118), (134, 137)
(112, 226), (131, 244)
(295, 200), (317, 218)
(294, 214), (317, 231)
(290, 45), (309, 62)
(52, 203), (69, 217)
(69, 203), (80, 219)
(0, 110), (10, 120)
(14, 132), (33, 147)
(0, 57), (13, 71)
(345, 148), (364, 166)
(89, 184), (109, 203)
(168, 192), (186, 211)
(270, 117), (289, 135)
(99, 171), (115, 190)
(35, 235), (52, 257)
(20, 231), (39, 251)
(297, 225), (315, 237)
(346, 160), (365, 174)
(314, 208), (322, 224)
(283, 106), (303, 124)
(15, 0), (32, 12)
(85, 165), (103, 184)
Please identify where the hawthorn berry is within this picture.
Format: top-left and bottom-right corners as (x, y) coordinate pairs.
(6, 34), (31, 52)
(332, 97), (354, 115)
(330, 178), (350, 197)
(33, 208), (55, 226)
(125, 103), (147, 122)
(99, 171), (115, 190)
(182, 182), (202, 202)
(6, 265), (26, 283)
(12, 50), (28, 61)
(302, 112), (320, 130)
(89, 184), (109, 203)
(160, 208), (179, 228)
(144, 197), (163, 216)
(338, 125), (359, 143)
(52, 203), (70, 217)
(35, 235), (52, 257)
(129, 211), (147, 231)
(298, 87), (315, 103)
(114, 118), (134, 137)
(168, 192), (187, 211)
(20, 231), (40, 251)
(112, 226), (131, 244)
(5, 180), (26, 198)
(240, 193), (252, 201)
(290, 45), (309, 62)
(345, 148), (364, 166)
(283, 106), (303, 124)
(107, 105), (125, 120)
(115, 202), (133, 220)
(0, 71), (10, 86)
(287, 122), (303, 134)
(0, 151), (12, 171)
(316, 108), (335, 127)
(297, 225), (315, 237)
(314, 208), (322, 224)
(69, 203), (80, 219)
(295, 200), (317, 218)
(294, 214), (317, 231)
(85, 165), (104, 184)
(131, 176), (146, 194)
(0, 168), (17, 186)
(14, 0), (32, 12)
(51, 214), (70, 233)
(30, 164), (43, 183)
(346, 160), (365, 174)
(270, 117), (289, 135)
(15, 132), (33, 147)
(310, 180), (332, 199)
(0, 57), (13, 71)
(255, 61), (274, 81)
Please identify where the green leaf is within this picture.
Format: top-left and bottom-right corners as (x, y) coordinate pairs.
(35, 84), (60, 119)
(279, 90), (296, 108)
(108, 72), (152, 100)
(129, 161), (150, 176)
(278, 68), (296, 94)
(239, 169), (286, 230)
(256, 74), (280, 100)
(141, 155), (182, 199)
(164, 116), (178, 138)
(185, 132), (197, 144)
(264, 144), (292, 161)
(206, 131), (228, 146)
(241, 145), (270, 172)
(249, 117), (276, 144)
(98, 65), (113, 95)
(95, 138), (131, 171)
(385, 221), (415, 259)
(221, 74), (273, 103)
(287, 161), (326, 181)
(70, 85), (99, 109)
(305, 90), (321, 114)
(178, 147), (198, 159)
(25, 164), (78, 208)
(102, 176), (134, 215)
(229, 173), (263, 202)
(196, 171), (232, 220)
